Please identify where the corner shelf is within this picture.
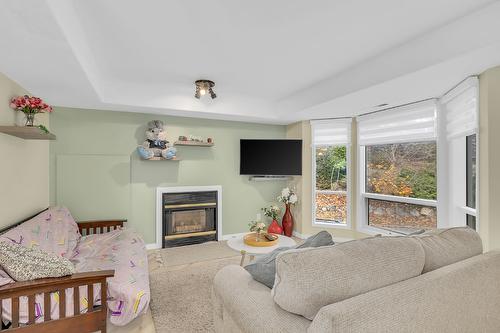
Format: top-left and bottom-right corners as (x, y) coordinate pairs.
(174, 140), (214, 147)
(0, 126), (56, 140)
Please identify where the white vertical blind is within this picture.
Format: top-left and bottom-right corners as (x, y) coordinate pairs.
(440, 77), (478, 140)
(310, 119), (351, 146)
(357, 100), (438, 146)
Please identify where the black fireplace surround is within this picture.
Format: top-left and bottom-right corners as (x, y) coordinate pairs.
(162, 191), (218, 247)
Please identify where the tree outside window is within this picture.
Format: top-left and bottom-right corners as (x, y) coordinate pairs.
(365, 142), (437, 232)
(315, 146), (347, 224)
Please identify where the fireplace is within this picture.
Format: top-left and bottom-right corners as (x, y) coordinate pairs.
(162, 190), (218, 247)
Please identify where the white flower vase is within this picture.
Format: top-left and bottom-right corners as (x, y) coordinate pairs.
(15, 112), (25, 126)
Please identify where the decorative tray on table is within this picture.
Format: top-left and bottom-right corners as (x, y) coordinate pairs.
(243, 232), (279, 247)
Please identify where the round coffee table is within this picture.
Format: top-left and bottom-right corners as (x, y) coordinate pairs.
(226, 234), (296, 265)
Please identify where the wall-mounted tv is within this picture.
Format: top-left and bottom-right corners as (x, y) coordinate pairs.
(240, 139), (302, 176)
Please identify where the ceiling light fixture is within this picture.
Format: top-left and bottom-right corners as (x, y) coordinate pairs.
(194, 80), (216, 99)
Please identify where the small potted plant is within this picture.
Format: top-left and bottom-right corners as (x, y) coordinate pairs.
(277, 187), (298, 237)
(248, 220), (267, 241)
(262, 205), (282, 235)
(10, 95), (53, 127)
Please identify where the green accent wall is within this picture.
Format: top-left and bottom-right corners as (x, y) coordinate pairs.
(49, 107), (286, 244)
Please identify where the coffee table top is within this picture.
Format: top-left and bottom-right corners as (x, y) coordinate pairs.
(226, 233), (296, 255)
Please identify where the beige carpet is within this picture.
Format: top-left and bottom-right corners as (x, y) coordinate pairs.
(148, 242), (241, 333)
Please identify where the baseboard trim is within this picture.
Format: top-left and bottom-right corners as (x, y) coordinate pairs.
(221, 233), (247, 240)
(146, 243), (161, 250)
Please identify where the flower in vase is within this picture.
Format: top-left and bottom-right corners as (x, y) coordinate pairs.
(10, 95), (53, 114)
(248, 220), (267, 234)
(261, 205), (281, 221)
(278, 187), (298, 205)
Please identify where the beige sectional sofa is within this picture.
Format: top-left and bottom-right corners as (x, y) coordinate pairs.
(213, 228), (500, 333)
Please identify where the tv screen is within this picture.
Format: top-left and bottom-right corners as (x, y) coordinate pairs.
(240, 139), (302, 176)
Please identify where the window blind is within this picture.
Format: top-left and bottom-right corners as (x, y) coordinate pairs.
(357, 100), (437, 146)
(440, 77), (478, 140)
(310, 119), (351, 146)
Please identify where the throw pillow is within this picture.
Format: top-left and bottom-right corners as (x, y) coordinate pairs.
(0, 206), (81, 259)
(413, 227), (483, 273)
(0, 241), (75, 282)
(244, 231), (334, 288)
(297, 230), (335, 249)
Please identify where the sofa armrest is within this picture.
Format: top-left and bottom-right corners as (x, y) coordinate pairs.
(213, 265), (310, 333)
(308, 252), (500, 333)
(77, 219), (126, 235)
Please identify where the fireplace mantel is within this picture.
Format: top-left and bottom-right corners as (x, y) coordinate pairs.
(155, 186), (222, 249)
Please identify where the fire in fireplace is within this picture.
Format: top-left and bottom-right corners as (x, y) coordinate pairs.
(163, 191), (218, 247)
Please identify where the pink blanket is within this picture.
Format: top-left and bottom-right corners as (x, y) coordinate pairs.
(72, 229), (150, 326)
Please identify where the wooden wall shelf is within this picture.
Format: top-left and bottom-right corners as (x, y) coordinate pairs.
(0, 126), (56, 140)
(174, 141), (214, 147)
(147, 157), (181, 161)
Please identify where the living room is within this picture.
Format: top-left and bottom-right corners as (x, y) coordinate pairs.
(1, 1), (500, 332)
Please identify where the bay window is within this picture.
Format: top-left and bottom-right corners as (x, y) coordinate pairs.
(309, 77), (479, 235)
(311, 119), (351, 227)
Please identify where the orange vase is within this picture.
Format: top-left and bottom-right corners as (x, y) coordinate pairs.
(282, 204), (293, 237)
(267, 219), (283, 235)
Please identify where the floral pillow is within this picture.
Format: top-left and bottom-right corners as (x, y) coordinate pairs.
(0, 241), (75, 281)
(0, 207), (80, 258)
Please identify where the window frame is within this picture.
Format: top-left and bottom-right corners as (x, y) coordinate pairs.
(312, 143), (352, 229)
(464, 134), (478, 229)
(357, 142), (438, 235)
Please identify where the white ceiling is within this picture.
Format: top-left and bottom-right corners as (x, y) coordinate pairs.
(1, 0), (499, 124)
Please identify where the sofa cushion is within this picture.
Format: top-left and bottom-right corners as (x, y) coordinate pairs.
(272, 236), (425, 320)
(307, 251), (500, 333)
(413, 227), (483, 273)
(0, 241), (75, 281)
(244, 231), (334, 288)
(0, 207), (80, 258)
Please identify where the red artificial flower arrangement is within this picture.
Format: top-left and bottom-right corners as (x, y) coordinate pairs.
(10, 95), (53, 114)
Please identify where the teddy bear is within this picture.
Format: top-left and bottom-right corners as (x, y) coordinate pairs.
(137, 120), (177, 160)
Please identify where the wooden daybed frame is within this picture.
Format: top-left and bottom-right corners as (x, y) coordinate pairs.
(0, 210), (126, 333)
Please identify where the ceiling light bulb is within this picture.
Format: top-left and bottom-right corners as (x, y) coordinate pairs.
(194, 80), (216, 99)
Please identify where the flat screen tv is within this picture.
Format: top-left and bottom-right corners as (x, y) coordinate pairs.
(240, 139), (302, 176)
